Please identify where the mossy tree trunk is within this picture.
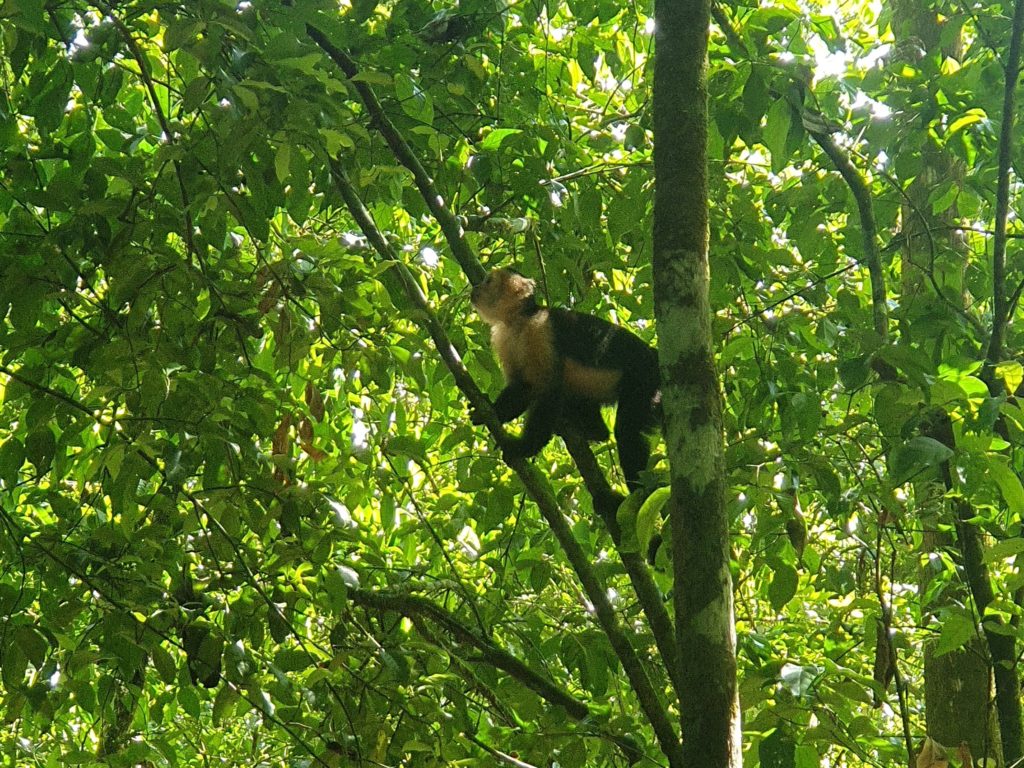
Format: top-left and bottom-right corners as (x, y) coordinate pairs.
(652, 0), (742, 765)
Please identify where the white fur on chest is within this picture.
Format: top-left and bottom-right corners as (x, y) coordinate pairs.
(490, 310), (553, 387)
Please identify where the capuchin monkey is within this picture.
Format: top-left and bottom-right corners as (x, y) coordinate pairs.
(471, 268), (661, 489)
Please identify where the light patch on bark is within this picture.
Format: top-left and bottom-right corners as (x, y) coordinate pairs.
(655, 256), (714, 370)
(690, 560), (736, 638)
(658, 303), (709, 352)
(665, 418), (719, 487)
(657, 249), (722, 499)
(659, 250), (708, 303)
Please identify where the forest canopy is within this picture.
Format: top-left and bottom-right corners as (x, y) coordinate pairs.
(1, 0), (1024, 766)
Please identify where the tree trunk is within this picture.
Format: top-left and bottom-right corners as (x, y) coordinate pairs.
(923, 636), (1000, 764)
(652, 0), (741, 765)
(889, 2), (1009, 761)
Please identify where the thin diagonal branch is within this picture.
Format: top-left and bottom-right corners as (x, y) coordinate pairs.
(809, 130), (888, 341)
(94, 1), (198, 261)
(562, 433), (683, 704)
(309, 26), (485, 285)
(351, 590), (591, 720)
(329, 158), (684, 768)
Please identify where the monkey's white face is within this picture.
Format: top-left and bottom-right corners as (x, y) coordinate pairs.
(471, 268), (535, 325)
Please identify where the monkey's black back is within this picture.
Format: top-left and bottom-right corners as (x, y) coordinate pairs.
(549, 308), (661, 430)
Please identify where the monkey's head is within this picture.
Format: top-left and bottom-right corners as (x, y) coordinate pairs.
(471, 268), (536, 325)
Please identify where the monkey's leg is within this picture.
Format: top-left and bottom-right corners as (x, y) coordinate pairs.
(504, 389), (562, 459)
(615, 399), (652, 490)
(559, 399), (609, 442)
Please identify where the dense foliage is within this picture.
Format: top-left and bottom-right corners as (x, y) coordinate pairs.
(1, 0), (1023, 765)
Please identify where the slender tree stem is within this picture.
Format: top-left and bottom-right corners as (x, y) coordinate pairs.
(309, 26), (485, 285)
(986, 0), (1024, 374)
(810, 131), (888, 340)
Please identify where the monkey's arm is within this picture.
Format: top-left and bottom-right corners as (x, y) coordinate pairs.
(469, 379), (560, 460)
(504, 387), (562, 459)
(493, 380), (533, 422)
(470, 379), (532, 425)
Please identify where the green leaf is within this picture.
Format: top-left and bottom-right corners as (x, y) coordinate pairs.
(615, 489), (645, 553)
(887, 436), (953, 485)
(764, 99), (793, 172)
(982, 537), (1024, 564)
(0, 438), (25, 488)
(934, 613), (975, 657)
(151, 644), (178, 685)
(636, 487), (670, 555)
(606, 184), (643, 243)
(14, 626), (48, 667)
(480, 128), (522, 151)
(768, 563), (798, 610)
(24, 428), (56, 474)
(996, 361), (1024, 393)
(872, 384), (919, 436)
(213, 684), (240, 724)
(574, 183), (603, 232)
(784, 392), (821, 442)
(350, 70), (392, 86)
(985, 458), (1024, 516)
(394, 73), (433, 124)
(9, 282), (44, 331)
(275, 143), (292, 184)
(947, 108), (986, 136)
(31, 59), (74, 133)
(4, 0), (48, 34)
(779, 662), (820, 697)
(182, 75), (212, 112)
(178, 686), (201, 718)
(582, 642), (609, 697)
(928, 181), (958, 215)
(274, 649), (314, 672)
(164, 20), (205, 52)
(796, 745), (821, 768)
(278, 55), (327, 76)
(59, 750), (96, 765)
(838, 356), (871, 389)
(759, 727), (796, 768)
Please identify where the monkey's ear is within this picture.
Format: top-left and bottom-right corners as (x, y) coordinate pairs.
(512, 271), (536, 293)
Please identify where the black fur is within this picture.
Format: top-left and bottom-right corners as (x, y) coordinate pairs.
(490, 307), (660, 489)
(555, 309), (660, 486)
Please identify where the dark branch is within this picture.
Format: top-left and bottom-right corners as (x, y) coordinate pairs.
(308, 26), (485, 285)
(808, 129), (888, 341)
(561, 433), (683, 703)
(351, 590), (590, 718)
(327, 158), (683, 767)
